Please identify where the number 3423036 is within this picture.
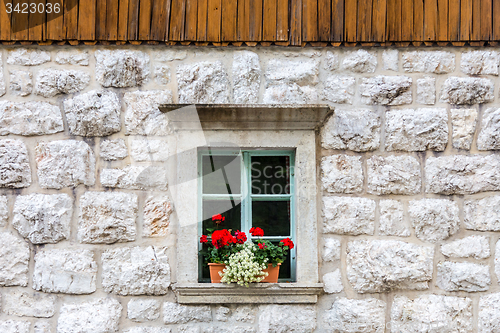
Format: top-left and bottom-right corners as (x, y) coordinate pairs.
(5, 2), (61, 14)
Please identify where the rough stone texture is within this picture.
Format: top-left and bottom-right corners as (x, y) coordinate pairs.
(32, 249), (97, 294)
(0, 101), (64, 136)
(154, 50), (188, 62)
(7, 49), (50, 66)
(322, 76), (356, 104)
(425, 155), (500, 194)
(324, 298), (386, 333)
(36, 140), (95, 189)
(324, 51), (339, 71)
(163, 303), (212, 324)
(100, 139), (128, 161)
(323, 269), (343, 293)
(124, 90), (173, 136)
(34, 69), (90, 97)
(57, 298), (122, 333)
(3, 291), (56, 318)
(258, 305), (316, 333)
(385, 108), (448, 151)
(342, 50), (377, 73)
(0, 139), (31, 188)
(0, 321), (30, 333)
(263, 84), (318, 104)
(124, 328), (171, 333)
(143, 196), (173, 237)
(154, 65), (171, 85)
(451, 108), (477, 150)
(9, 70), (33, 96)
(383, 49), (399, 71)
(379, 199), (410, 237)
(321, 155), (363, 194)
(402, 51), (456, 73)
(416, 77), (436, 105)
(479, 293), (500, 333)
(465, 196), (500, 231)
(0, 196), (7, 227)
(440, 77), (494, 105)
(177, 61), (230, 103)
(101, 165), (169, 190)
(55, 50), (90, 66)
(0, 57), (4, 96)
(215, 307), (230, 322)
(130, 139), (169, 162)
(367, 155), (421, 195)
(461, 50), (500, 75)
(390, 295), (473, 333)
(360, 76), (412, 105)
(34, 321), (51, 333)
(441, 236), (490, 259)
(78, 191), (137, 244)
(102, 246), (170, 295)
(233, 51), (261, 104)
(409, 199), (460, 243)
(322, 238), (341, 262)
(477, 107), (500, 150)
(128, 298), (161, 322)
(497, 240), (500, 282)
(321, 109), (380, 151)
(95, 50), (150, 87)
(64, 90), (121, 137)
(437, 261), (491, 292)
(12, 193), (72, 244)
(322, 197), (375, 235)
(0, 232), (30, 286)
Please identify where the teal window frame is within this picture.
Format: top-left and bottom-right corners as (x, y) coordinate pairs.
(197, 148), (296, 283)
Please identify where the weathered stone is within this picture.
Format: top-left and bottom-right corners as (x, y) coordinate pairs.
(33, 249), (97, 294)
(163, 302), (212, 324)
(0, 56), (5, 96)
(322, 197), (375, 235)
(0, 101), (64, 136)
(379, 199), (410, 237)
(324, 298), (386, 333)
(143, 196), (173, 237)
(64, 90), (121, 136)
(9, 70), (33, 96)
(78, 191), (137, 244)
(182, 325), (255, 333)
(323, 269), (343, 294)
(282, 50), (322, 58)
(124, 328), (171, 333)
(321, 155), (363, 194)
(0, 196), (7, 227)
(497, 240), (500, 281)
(409, 199), (459, 243)
(258, 305), (316, 333)
(416, 77), (436, 105)
(153, 50), (188, 62)
(34, 321), (51, 333)
(322, 76), (356, 104)
(233, 51), (261, 104)
(34, 69), (90, 97)
(437, 261), (491, 292)
(177, 61), (230, 103)
(383, 49), (399, 71)
(402, 51), (455, 73)
(263, 84), (318, 104)
(440, 77), (494, 105)
(347, 240), (434, 293)
(0, 321), (30, 333)
(461, 50), (500, 75)
(124, 90), (173, 135)
(322, 238), (341, 262)
(7, 49), (50, 66)
(342, 50), (377, 73)
(0, 232), (30, 286)
(154, 65), (171, 85)
(215, 307), (231, 322)
(465, 196), (500, 231)
(323, 51), (339, 71)
(479, 293), (500, 333)
(55, 50), (90, 66)
(130, 139), (169, 162)
(128, 299), (161, 322)
(360, 76), (412, 105)
(478, 107), (500, 150)
(12, 193), (72, 244)
(57, 298), (122, 333)
(0, 139), (31, 188)
(425, 155), (500, 194)
(3, 291), (56, 318)
(101, 165), (169, 190)
(321, 109), (380, 151)
(451, 108), (477, 150)
(233, 307), (255, 323)
(95, 50), (150, 87)
(367, 155), (421, 195)
(441, 236), (490, 259)
(36, 140), (95, 189)
(100, 139), (128, 160)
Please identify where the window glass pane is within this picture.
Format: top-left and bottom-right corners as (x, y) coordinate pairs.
(202, 155), (241, 194)
(252, 200), (290, 236)
(251, 156), (291, 195)
(202, 199), (242, 235)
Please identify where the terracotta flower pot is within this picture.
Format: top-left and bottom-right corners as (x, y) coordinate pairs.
(208, 263), (281, 283)
(208, 263), (225, 283)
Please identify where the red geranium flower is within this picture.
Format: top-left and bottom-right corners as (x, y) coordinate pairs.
(249, 227), (264, 237)
(200, 235), (208, 244)
(234, 230), (247, 244)
(258, 242), (266, 250)
(280, 238), (294, 250)
(212, 214), (225, 225)
(211, 229), (234, 249)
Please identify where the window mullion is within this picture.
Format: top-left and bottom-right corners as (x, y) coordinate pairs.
(242, 152), (250, 234)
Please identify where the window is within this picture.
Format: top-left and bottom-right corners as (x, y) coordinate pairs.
(198, 149), (296, 282)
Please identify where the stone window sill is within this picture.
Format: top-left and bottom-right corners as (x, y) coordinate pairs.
(173, 283), (324, 304)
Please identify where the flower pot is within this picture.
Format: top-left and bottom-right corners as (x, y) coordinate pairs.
(208, 263), (225, 283)
(208, 263), (281, 283)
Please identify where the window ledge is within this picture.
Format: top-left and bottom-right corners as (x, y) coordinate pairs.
(172, 283), (324, 304)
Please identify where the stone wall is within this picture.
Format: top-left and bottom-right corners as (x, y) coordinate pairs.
(0, 46), (500, 332)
